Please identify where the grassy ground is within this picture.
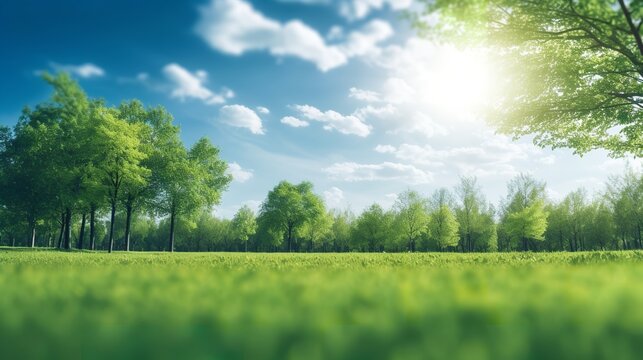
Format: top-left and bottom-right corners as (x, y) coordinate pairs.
(1, 249), (643, 359)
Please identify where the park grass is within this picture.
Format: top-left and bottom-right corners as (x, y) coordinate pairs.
(1, 249), (643, 359)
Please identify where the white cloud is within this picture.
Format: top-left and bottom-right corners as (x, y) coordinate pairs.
(49, 62), (105, 78)
(324, 161), (433, 184)
(163, 63), (234, 105)
(256, 106), (270, 114)
(195, 0), (393, 71)
(219, 105), (265, 134)
(338, 19), (393, 57)
(281, 116), (310, 128)
(349, 87), (381, 102)
(339, 0), (413, 20)
(293, 104), (371, 136)
(227, 162), (254, 183)
(374, 144), (396, 153)
(374, 137), (542, 178)
(327, 25), (344, 41)
(324, 187), (345, 208)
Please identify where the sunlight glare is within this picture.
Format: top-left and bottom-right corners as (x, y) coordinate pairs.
(420, 46), (496, 119)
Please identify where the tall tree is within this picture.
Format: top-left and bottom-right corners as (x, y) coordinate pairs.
(257, 181), (324, 252)
(151, 137), (230, 252)
(427, 205), (460, 251)
(393, 190), (429, 252)
(329, 209), (354, 252)
(454, 177), (497, 252)
(231, 205), (258, 252)
(414, 0), (643, 156)
(501, 174), (548, 251)
(94, 106), (149, 253)
(352, 204), (394, 252)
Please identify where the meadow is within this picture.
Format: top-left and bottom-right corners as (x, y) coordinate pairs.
(1, 249), (643, 360)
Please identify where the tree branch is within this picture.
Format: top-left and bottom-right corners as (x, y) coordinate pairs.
(618, 0), (643, 56)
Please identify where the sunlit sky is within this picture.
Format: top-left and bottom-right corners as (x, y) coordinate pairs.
(1, 0), (640, 217)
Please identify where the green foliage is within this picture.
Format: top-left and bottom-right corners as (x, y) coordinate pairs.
(393, 190), (429, 251)
(257, 181), (325, 252)
(414, 0), (643, 156)
(501, 174), (548, 251)
(351, 204), (394, 251)
(455, 177), (497, 252)
(428, 205), (460, 250)
(231, 205), (257, 251)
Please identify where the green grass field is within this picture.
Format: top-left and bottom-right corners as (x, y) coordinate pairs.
(1, 249), (643, 359)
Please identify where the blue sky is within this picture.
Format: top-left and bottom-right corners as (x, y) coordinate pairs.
(1, 0), (640, 217)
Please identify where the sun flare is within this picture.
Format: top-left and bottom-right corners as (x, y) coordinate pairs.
(417, 46), (497, 119)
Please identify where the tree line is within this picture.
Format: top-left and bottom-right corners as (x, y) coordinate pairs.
(0, 74), (641, 253)
(0, 73), (232, 252)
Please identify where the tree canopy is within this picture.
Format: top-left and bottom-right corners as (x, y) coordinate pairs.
(414, 0), (643, 156)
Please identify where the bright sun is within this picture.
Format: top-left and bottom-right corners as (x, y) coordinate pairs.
(412, 46), (497, 119)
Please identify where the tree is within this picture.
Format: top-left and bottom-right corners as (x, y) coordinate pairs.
(231, 205), (257, 252)
(299, 210), (333, 252)
(393, 190), (429, 252)
(94, 106), (149, 253)
(562, 189), (591, 251)
(0, 120), (56, 247)
(501, 174), (548, 251)
(151, 137), (231, 252)
(257, 181), (324, 252)
(606, 167), (643, 249)
(454, 177), (497, 252)
(427, 205), (460, 251)
(352, 204), (394, 252)
(415, 0), (643, 156)
(329, 209), (354, 252)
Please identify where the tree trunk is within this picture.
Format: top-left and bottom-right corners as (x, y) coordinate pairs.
(168, 208), (176, 252)
(11, 236), (15, 247)
(57, 212), (65, 249)
(622, 234), (627, 250)
(124, 202), (133, 252)
(29, 220), (36, 248)
(78, 212), (86, 250)
(89, 206), (96, 250)
(63, 208), (72, 250)
(287, 226), (293, 252)
(108, 201), (116, 253)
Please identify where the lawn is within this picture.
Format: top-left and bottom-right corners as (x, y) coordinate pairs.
(1, 249), (642, 359)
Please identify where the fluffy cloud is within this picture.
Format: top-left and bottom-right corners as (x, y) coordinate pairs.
(293, 104), (371, 136)
(227, 162), (254, 182)
(324, 161), (433, 184)
(338, 19), (393, 57)
(349, 87), (381, 102)
(195, 0), (393, 71)
(256, 106), (270, 114)
(339, 0), (413, 20)
(219, 105), (265, 134)
(374, 136), (542, 177)
(49, 62), (105, 78)
(323, 187), (345, 208)
(281, 116), (310, 128)
(163, 63), (234, 105)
